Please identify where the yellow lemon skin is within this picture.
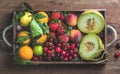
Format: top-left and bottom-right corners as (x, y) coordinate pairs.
(37, 12), (49, 23)
(20, 12), (32, 27)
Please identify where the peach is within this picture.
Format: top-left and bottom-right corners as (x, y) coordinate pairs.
(70, 29), (82, 43)
(65, 14), (77, 27)
(58, 33), (69, 43)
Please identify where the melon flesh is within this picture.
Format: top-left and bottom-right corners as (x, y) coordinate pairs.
(79, 34), (100, 60)
(77, 10), (105, 34)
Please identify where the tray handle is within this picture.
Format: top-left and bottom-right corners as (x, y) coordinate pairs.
(107, 25), (117, 47)
(3, 25), (13, 47)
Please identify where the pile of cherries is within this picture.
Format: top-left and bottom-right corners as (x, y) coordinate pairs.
(114, 43), (120, 58)
(41, 38), (79, 61)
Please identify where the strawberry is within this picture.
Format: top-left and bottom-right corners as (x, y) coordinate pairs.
(50, 32), (56, 38)
(57, 26), (64, 35)
(60, 14), (65, 20)
(58, 20), (63, 27)
(51, 12), (61, 20)
(49, 23), (58, 31)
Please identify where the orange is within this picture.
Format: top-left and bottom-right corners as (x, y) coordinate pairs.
(37, 12), (49, 23)
(38, 34), (47, 44)
(18, 46), (33, 60)
(17, 31), (30, 44)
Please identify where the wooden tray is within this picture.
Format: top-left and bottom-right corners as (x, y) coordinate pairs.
(3, 9), (114, 64)
(11, 9), (108, 64)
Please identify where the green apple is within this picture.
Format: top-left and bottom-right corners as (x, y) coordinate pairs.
(33, 45), (43, 56)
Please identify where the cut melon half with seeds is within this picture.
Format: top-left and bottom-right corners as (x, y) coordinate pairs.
(77, 10), (105, 34)
(79, 34), (103, 60)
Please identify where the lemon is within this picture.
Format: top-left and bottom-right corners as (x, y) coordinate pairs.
(20, 12), (32, 27)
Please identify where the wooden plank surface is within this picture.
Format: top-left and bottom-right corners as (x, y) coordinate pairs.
(0, 0), (120, 74)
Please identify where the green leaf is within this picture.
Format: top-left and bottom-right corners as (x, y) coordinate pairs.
(14, 56), (33, 65)
(12, 12), (24, 25)
(24, 2), (33, 12)
(35, 13), (46, 19)
(30, 18), (43, 37)
(24, 31), (31, 35)
(62, 11), (70, 16)
(16, 36), (30, 43)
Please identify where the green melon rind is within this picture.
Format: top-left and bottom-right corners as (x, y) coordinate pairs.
(77, 10), (105, 34)
(79, 34), (102, 60)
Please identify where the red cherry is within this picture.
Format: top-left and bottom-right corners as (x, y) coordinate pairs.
(61, 51), (67, 56)
(47, 50), (51, 54)
(57, 43), (62, 47)
(70, 50), (74, 55)
(72, 53), (78, 58)
(43, 47), (48, 52)
(48, 56), (52, 61)
(70, 43), (75, 49)
(51, 52), (55, 57)
(55, 47), (62, 53)
(68, 56), (73, 60)
(32, 56), (38, 61)
(64, 57), (69, 61)
(114, 51), (120, 58)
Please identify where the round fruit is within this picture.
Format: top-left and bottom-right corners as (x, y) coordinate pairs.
(79, 34), (103, 60)
(70, 29), (82, 43)
(37, 12), (49, 23)
(33, 45), (43, 56)
(114, 51), (120, 58)
(66, 14), (77, 27)
(17, 31), (30, 44)
(38, 34), (47, 44)
(20, 12), (32, 27)
(116, 43), (120, 49)
(77, 10), (105, 33)
(18, 46), (33, 60)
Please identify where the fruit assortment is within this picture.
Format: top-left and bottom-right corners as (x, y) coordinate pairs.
(13, 9), (106, 64)
(12, 2), (106, 64)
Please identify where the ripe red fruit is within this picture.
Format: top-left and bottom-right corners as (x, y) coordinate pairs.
(57, 26), (64, 35)
(43, 47), (48, 52)
(58, 21), (63, 27)
(51, 12), (61, 20)
(58, 33), (69, 43)
(61, 51), (67, 56)
(60, 14), (65, 20)
(70, 43), (75, 49)
(32, 56), (38, 61)
(55, 47), (62, 53)
(49, 23), (58, 31)
(50, 32), (56, 38)
(114, 51), (120, 58)
(65, 14), (77, 27)
(64, 57), (69, 61)
(47, 50), (51, 54)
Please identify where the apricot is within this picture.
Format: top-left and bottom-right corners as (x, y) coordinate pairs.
(70, 29), (82, 43)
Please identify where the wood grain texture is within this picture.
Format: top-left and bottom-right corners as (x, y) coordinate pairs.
(0, 0), (120, 74)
